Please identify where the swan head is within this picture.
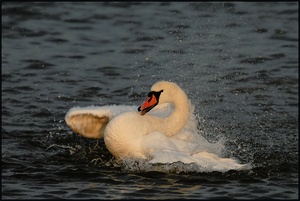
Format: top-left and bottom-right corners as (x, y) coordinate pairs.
(138, 81), (183, 115)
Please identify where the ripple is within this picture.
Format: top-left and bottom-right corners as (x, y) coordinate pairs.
(23, 60), (56, 69)
(114, 20), (142, 26)
(95, 66), (121, 76)
(31, 109), (53, 118)
(67, 55), (85, 59)
(240, 57), (271, 64)
(64, 18), (91, 23)
(2, 5), (40, 17)
(230, 87), (264, 94)
(135, 36), (165, 41)
(254, 28), (268, 33)
(269, 29), (298, 41)
(160, 49), (186, 54)
(46, 38), (69, 43)
(122, 49), (147, 54)
(77, 87), (103, 98)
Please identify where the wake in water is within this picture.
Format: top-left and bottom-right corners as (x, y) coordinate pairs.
(48, 106), (251, 173)
(46, 132), (250, 174)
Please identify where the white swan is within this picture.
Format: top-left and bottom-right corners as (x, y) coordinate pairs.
(65, 81), (246, 172)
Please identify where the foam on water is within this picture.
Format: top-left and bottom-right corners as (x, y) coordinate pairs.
(48, 111), (251, 174)
(63, 96), (250, 173)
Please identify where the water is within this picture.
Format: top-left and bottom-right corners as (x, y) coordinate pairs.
(2, 2), (298, 199)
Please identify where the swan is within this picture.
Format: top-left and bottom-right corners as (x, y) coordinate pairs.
(65, 81), (246, 172)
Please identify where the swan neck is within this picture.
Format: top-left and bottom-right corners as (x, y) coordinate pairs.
(162, 90), (190, 136)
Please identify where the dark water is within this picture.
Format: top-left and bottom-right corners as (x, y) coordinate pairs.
(2, 2), (298, 199)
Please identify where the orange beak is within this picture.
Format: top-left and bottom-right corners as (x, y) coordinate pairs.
(138, 90), (163, 115)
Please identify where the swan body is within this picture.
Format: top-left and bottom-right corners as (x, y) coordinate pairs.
(65, 81), (246, 172)
(104, 81), (192, 159)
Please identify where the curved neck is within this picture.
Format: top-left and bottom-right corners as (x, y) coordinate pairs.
(147, 89), (190, 137)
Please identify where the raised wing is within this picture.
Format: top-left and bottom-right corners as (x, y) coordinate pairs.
(65, 105), (136, 139)
(65, 103), (174, 139)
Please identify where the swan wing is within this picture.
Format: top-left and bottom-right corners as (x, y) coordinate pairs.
(140, 131), (245, 172)
(66, 113), (109, 139)
(65, 105), (136, 139)
(149, 148), (245, 172)
(65, 104), (173, 139)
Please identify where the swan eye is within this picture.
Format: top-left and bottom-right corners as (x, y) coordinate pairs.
(147, 92), (154, 102)
(152, 90), (163, 100)
(147, 90), (163, 97)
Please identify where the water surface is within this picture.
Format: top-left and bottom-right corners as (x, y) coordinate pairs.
(2, 2), (298, 199)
